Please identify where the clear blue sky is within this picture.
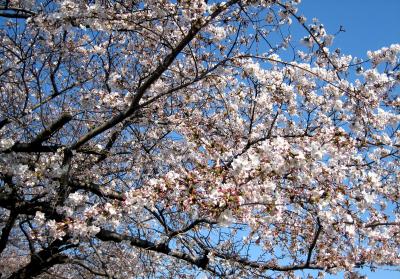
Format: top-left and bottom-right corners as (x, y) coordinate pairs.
(295, 1), (400, 278)
(298, 0), (400, 57)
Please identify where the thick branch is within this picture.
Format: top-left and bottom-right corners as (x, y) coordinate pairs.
(0, 118), (10, 130)
(30, 113), (72, 146)
(96, 229), (214, 272)
(70, 181), (125, 201)
(0, 192), (62, 221)
(0, 12), (30, 19)
(2, 113), (72, 154)
(7, 143), (62, 153)
(0, 211), (17, 254)
(4, 144), (127, 154)
(0, 7), (35, 19)
(7, 238), (70, 279)
(95, 122), (129, 163)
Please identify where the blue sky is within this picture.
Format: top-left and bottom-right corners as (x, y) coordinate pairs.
(298, 0), (400, 57)
(294, 1), (400, 278)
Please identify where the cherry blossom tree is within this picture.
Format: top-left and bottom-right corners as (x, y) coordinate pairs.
(0, 0), (399, 278)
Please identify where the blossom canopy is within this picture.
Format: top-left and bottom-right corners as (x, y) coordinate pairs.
(0, 0), (399, 278)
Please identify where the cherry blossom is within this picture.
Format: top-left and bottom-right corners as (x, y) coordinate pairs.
(0, 0), (399, 278)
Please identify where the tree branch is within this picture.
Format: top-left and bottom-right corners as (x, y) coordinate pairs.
(0, 118), (10, 130)
(0, 191), (62, 221)
(96, 229), (217, 274)
(305, 218), (322, 267)
(2, 113), (72, 154)
(70, 181), (125, 201)
(30, 113), (72, 146)
(7, 238), (70, 279)
(62, 259), (109, 277)
(169, 219), (216, 238)
(0, 12), (30, 19)
(214, 251), (324, 272)
(0, 210), (17, 254)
